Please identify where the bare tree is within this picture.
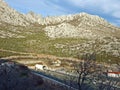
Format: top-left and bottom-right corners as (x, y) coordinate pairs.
(67, 52), (120, 90)
(74, 53), (97, 90)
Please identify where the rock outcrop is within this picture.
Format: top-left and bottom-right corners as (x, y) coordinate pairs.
(0, 0), (30, 26)
(0, 0), (119, 39)
(25, 11), (43, 25)
(0, 0), (43, 26)
(44, 13), (120, 39)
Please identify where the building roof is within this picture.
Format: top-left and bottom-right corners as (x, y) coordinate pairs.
(108, 72), (120, 74)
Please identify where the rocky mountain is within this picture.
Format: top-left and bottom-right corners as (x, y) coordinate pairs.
(0, 0), (120, 63)
(43, 13), (120, 39)
(0, 0), (120, 39)
(0, 0), (43, 26)
(0, 0), (29, 26)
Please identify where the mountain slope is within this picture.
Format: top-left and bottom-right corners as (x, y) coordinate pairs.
(0, 0), (43, 26)
(43, 13), (120, 39)
(0, 0), (119, 39)
(0, 0), (30, 26)
(0, 0), (120, 63)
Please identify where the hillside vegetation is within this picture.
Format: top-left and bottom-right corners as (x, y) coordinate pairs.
(0, 23), (120, 64)
(0, 0), (120, 64)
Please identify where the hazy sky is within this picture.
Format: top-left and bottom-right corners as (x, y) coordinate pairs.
(5, 0), (120, 26)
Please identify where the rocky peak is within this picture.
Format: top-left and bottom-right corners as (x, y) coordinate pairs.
(25, 11), (43, 24)
(42, 12), (110, 26)
(0, 0), (119, 39)
(0, 0), (30, 26)
(44, 12), (120, 39)
(0, 0), (118, 28)
(0, 0), (7, 6)
(0, 0), (45, 26)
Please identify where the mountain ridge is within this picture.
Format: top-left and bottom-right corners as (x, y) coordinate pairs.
(0, 0), (120, 39)
(0, 0), (119, 28)
(0, 0), (120, 62)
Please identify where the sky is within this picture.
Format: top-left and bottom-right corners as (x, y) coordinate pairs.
(5, 0), (120, 26)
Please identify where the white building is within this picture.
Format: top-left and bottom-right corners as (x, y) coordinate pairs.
(107, 72), (120, 78)
(35, 64), (48, 70)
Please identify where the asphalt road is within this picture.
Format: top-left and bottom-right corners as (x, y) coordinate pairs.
(32, 70), (78, 90)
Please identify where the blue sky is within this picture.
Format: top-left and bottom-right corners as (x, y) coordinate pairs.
(5, 0), (120, 26)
